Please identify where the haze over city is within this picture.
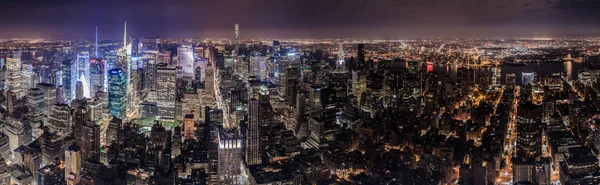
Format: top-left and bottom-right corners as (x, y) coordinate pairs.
(2, 0), (600, 38)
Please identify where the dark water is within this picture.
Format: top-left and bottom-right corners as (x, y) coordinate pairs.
(432, 61), (584, 85)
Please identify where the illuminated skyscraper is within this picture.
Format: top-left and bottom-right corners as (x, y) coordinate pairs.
(38, 83), (57, 116)
(4, 116), (32, 151)
(247, 98), (261, 165)
(6, 52), (25, 98)
(47, 104), (71, 135)
(250, 54), (267, 80)
(491, 66), (501, 88)
(218, 127), (242, 184)
(246, 87), (270, 165)
(182, 91), (202, 121)
(64, 145), (81, 185)
(516, 101), (543, 159)
(143, 59), (156, 90)
(27, 88), (44, 135)
(337, 43), (345, 70)
(178, 46), (194, 78)
(61, 60), (74, 101)
(90, 58), (105, 96)
(108, 68), (127, 119)
(76, 52), (91, 98)
(156, 65), (176, 119)
(234, 24), (239, 56)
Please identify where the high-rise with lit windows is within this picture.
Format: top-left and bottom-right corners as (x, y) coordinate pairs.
(108, 68), (127, 119)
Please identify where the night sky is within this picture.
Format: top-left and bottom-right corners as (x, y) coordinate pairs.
(1, 0), (600, 39)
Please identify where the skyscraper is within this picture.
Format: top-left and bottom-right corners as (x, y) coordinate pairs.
(47, 103), (71, 135)
(218, 127), (242, 184)
(156, 65), (176, 120)
(108, 68), (127, 119)
(76, 120), (101, 162)
(62, 59), (74, 101)
(234, 24), (239, 56)
(76, 52), (91, 98)
(247, 98), (261, 165)
(40, 129), (62, 166)
(491, 66), (501, 88)
(516, 101), (543, 159)
(76, 81), (84, 100)
(5, 116), (32, 151)
(27, 88), (45, 135)
(90, 58), (105, 96)
(337, 43), (345, 70)
(64, 145), (81, 185)
(6, 52), (25, 98)
(178, 46), (194, 78)
(38, 83), (57, 116)
(106, 117), (121, 145)
(250, 54), (266, 80)
(357, 44), (365, 69)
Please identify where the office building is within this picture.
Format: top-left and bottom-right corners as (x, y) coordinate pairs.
(4, 116), (32, 151)
(64, 145), (81, 185)
(108, 68), (127, 119)
(516, 101), (543, 159)
(75, 120), (101, 161)
(218, 128), (242, 184)
(156, 65), (177, 119)
(90, 58), (106, 95)
(6, 52), (26, 98)
(40, 129), (63, 166)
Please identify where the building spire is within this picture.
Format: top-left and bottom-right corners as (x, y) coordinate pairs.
(95, 26), (98, 58)
(123, 22), (127, 48)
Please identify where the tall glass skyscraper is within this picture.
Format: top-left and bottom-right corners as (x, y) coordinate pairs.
(61, 60), (74, 101)
(108, 68), (127, 119)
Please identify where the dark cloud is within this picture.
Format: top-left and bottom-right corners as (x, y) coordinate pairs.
(0, 0), (599, 39)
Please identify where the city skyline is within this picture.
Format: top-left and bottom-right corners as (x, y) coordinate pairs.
(3, 1), (600, 185)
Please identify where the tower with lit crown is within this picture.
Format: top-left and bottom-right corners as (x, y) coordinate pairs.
(337, 42), (345, 70)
